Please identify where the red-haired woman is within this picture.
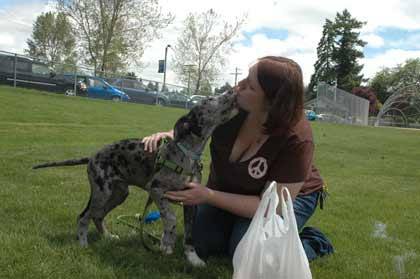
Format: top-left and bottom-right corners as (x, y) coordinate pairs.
(143, 56), (332, 261)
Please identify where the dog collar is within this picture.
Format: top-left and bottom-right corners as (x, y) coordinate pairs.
(154, 140), (202, 177)
(155, 156), (202, 177)
(176, 142), (202, 161)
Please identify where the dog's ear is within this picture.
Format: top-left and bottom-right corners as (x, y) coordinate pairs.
(173, 116), (190, 139)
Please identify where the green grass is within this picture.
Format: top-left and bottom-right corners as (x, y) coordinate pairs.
(1, 85), (419, 278)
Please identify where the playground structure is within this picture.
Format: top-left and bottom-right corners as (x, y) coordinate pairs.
(375, 84), (420, 128)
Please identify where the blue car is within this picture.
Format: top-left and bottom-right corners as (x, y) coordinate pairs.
(305, 109), (317, 121)
(86, 76), (130, 101)
(63, 74), (130, 101)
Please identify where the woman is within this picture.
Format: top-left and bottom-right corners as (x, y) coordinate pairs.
(142, 56), (330, 261)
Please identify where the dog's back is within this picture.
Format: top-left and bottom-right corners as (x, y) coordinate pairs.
(89, 139), (158, 187)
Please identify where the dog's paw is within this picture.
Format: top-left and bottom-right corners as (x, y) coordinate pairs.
(160, 244), (174, 255)
(185, 251), (206, 267)
(78, 239), (88, 248)
(77, 234), (89, 247)
(105, 233), (120, 240)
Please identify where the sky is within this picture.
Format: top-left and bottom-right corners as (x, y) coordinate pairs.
(1, 0), (420, 88)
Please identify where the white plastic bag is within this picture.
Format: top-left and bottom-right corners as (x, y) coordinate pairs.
(232, 181), (312, 279)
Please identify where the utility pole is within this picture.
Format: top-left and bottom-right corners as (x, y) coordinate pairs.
(230, 67), (242, 86)
(162, 44), (171, 93)
(183, 64), (196, 97)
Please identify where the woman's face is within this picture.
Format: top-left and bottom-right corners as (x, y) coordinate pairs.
(235, 63), (267, 113)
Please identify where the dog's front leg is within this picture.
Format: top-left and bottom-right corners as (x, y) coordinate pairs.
(149, 187), (177, 255)
(183, 205), (206, 267)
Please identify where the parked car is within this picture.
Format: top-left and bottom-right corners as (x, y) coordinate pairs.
(166, 92), (189, 108)
(85, 76), (130, 101)
(186, 95), (207, 109)
(0, 53), (83, 95)
(109, 78), (168, 105)
(305, 109), (317, 121)
(317, 113), (326, 121)
(316, 113), (348, 123)
(62, 74), (88, 96)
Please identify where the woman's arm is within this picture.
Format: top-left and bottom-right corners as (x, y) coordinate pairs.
(164, 182), (260, 218)
(208, 181), (305, 217)
(278, 182), (304, 200)
(212, 182), (304, 218)
(164, 181), (305, 218)
(275, 182), (304, 215)
(206, 189), (261, 218)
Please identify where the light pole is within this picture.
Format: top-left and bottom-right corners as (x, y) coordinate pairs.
(162, 44), (171, 93)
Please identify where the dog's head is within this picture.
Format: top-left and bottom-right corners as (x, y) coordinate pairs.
(173, 90), (238, 142)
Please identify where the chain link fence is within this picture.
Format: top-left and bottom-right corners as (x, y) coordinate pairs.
(312, 82), (370, 126)
(0, 49), (192, 108)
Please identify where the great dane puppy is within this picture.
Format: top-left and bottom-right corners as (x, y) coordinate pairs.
(33, 90), (238, 267)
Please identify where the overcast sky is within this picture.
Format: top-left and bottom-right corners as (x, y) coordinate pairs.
(1, 0), (420, 88)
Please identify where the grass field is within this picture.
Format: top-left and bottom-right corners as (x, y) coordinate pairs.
(0, 85), (419, 279)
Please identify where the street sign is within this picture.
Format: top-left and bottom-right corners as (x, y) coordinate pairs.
(158, 60), (165, 73)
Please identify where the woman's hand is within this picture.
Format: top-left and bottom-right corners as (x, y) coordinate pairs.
(164, 182), (212, 206)
(142, 130), (173, 152)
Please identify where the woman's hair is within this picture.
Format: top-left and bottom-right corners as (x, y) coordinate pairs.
(257, 56), (304, 134)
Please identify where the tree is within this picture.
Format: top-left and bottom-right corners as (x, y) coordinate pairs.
(125, 72), (137, 80)
(26, 12), (76, 69)
(304, 85), (312, 101)
(351, 86), (379, 115)
(368, 68), (395, 104)
(308, 9), (366, 96)
(369, 58), (420, 103)
(214, 82), (232, 94)
(57, 0), (173, 75)
(333, 9), (367, 92)
(198, 79), (212, 96)
(173, 9), (245, 95)
(146, 81), (159, 91)
(308, 19), (336, 98)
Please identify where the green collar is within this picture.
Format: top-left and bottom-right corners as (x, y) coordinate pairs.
(154, 138), (202, 177)
(176, 142), (202, 161)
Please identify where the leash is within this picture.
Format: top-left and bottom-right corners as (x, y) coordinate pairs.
(116, 137), (203, 252)
(115, 196), (163, 252)
(139, 195), (161, 252)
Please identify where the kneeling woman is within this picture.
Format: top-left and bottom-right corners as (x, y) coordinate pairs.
(143, 56), (331, 261)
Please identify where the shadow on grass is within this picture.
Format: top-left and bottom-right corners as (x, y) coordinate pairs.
(45, 231), (232, 278)
(45, 230), (103, 247)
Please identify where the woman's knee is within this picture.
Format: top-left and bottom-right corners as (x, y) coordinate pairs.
(228, 217), (252, 258)
(193, 204), (233, 258)
(293, 191), (319, 230)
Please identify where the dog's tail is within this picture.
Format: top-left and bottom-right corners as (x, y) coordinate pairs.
(32, 157), (90, 169)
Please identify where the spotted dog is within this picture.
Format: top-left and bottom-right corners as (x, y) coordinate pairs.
(33, 91), (238, 266)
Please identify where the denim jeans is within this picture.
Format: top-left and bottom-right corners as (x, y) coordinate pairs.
(192, 191), (320, 259)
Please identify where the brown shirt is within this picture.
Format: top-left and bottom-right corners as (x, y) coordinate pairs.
(207, 109), (323, 196)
